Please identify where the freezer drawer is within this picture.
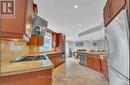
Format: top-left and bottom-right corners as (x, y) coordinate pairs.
(108, 66), (129, 85)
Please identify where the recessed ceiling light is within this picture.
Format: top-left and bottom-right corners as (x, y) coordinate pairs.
(78, 24), (82, 26)
(74, 5), (79, 8)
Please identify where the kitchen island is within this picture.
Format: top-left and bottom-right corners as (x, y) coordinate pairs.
(79, 52), (109, 80)
(79, 52), (107, 67)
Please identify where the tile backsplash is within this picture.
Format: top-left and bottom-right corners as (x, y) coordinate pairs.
(1, 40), (40, 64)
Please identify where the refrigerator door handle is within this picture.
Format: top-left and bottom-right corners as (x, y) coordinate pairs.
(109, 67), (129, 84)
(105, 36), (109, 59)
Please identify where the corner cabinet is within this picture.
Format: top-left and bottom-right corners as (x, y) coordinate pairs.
(47, 53), (65, 68)
(103, 0), (126, 26)
(0, 0), (33, 41)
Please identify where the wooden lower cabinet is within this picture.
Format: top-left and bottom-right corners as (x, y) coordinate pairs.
(47, 53), (64, 68)
(87, 54), (101, 71)
(101, 58), (109, 80)
(1, 0), (33, 41)
(103, 0), (126, 27)
(0, 69), (52, 85)
(87, 55), (93, 68)
(86, 54), (109, 80)
(92, 57), (101, 71)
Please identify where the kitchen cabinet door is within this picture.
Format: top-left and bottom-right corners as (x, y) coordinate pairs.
(56, 33), (65, 47)
(0, 69), (52, 85)
(101, 58), (109, 80)
(27, 35), (38, 45)
(103, 0), (126, 27)
(87, 55), (93, 68)
(56, 34), (60, 47)
(92, 57), (101, 71)
(27, 35), (44, 46)
(32, 69), (52, 85)
(109, 0), (126, 18)
(47, 53), (64, 68)
(1, 0), (33, 41)
(48, 55), (55, 66)
(52, 33), (57, 48)
(37, 35), (44, 46)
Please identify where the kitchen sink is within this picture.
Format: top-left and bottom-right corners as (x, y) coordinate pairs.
(11, 55), (47, 63)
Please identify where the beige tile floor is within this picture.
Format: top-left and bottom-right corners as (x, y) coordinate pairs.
(52, 57), (109, 85)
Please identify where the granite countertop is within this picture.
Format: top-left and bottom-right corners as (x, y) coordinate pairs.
(0, 53), (57, 77)
(27, 52), (62, 56)
(86, 52), (107, 55)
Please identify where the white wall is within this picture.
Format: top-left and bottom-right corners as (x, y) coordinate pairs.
(65, 41), (69, 56)
(93, 39), (106, 51)
(68, 39), (106, 53)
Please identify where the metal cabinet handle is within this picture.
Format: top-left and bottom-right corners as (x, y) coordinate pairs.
(105, 36), (109, 59)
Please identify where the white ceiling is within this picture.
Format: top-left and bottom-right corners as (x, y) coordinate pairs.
(34, 0), (107, 41)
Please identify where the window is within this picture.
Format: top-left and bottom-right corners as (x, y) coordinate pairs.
(39, 32), (52, 52)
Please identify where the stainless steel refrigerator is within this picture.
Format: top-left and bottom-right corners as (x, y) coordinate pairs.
(105, 9), (129, 85)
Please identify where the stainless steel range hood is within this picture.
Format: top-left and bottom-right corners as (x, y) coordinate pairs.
(33, 15), (48, 27)
(32, 15), (48, 35)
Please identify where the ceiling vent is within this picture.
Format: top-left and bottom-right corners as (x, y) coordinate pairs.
(79, 23), (104, 37)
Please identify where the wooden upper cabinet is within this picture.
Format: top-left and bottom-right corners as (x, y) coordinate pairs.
(52, 32), (57, 48)
(27, 35), (44, 46)
(109, 0), (126, 18)
(56, 33), (65, 47)
(109, 0), (126, 17)
(56, 34), (60, 47)
(37, 35), (44, 46)
(87, 55), (93, 68)
(59, 34), (65, 42)
(27, 35), (38, 45)
(0, 0), (33, 41)
(103, 0), (126, 26)
(103, 2), (111, 26)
